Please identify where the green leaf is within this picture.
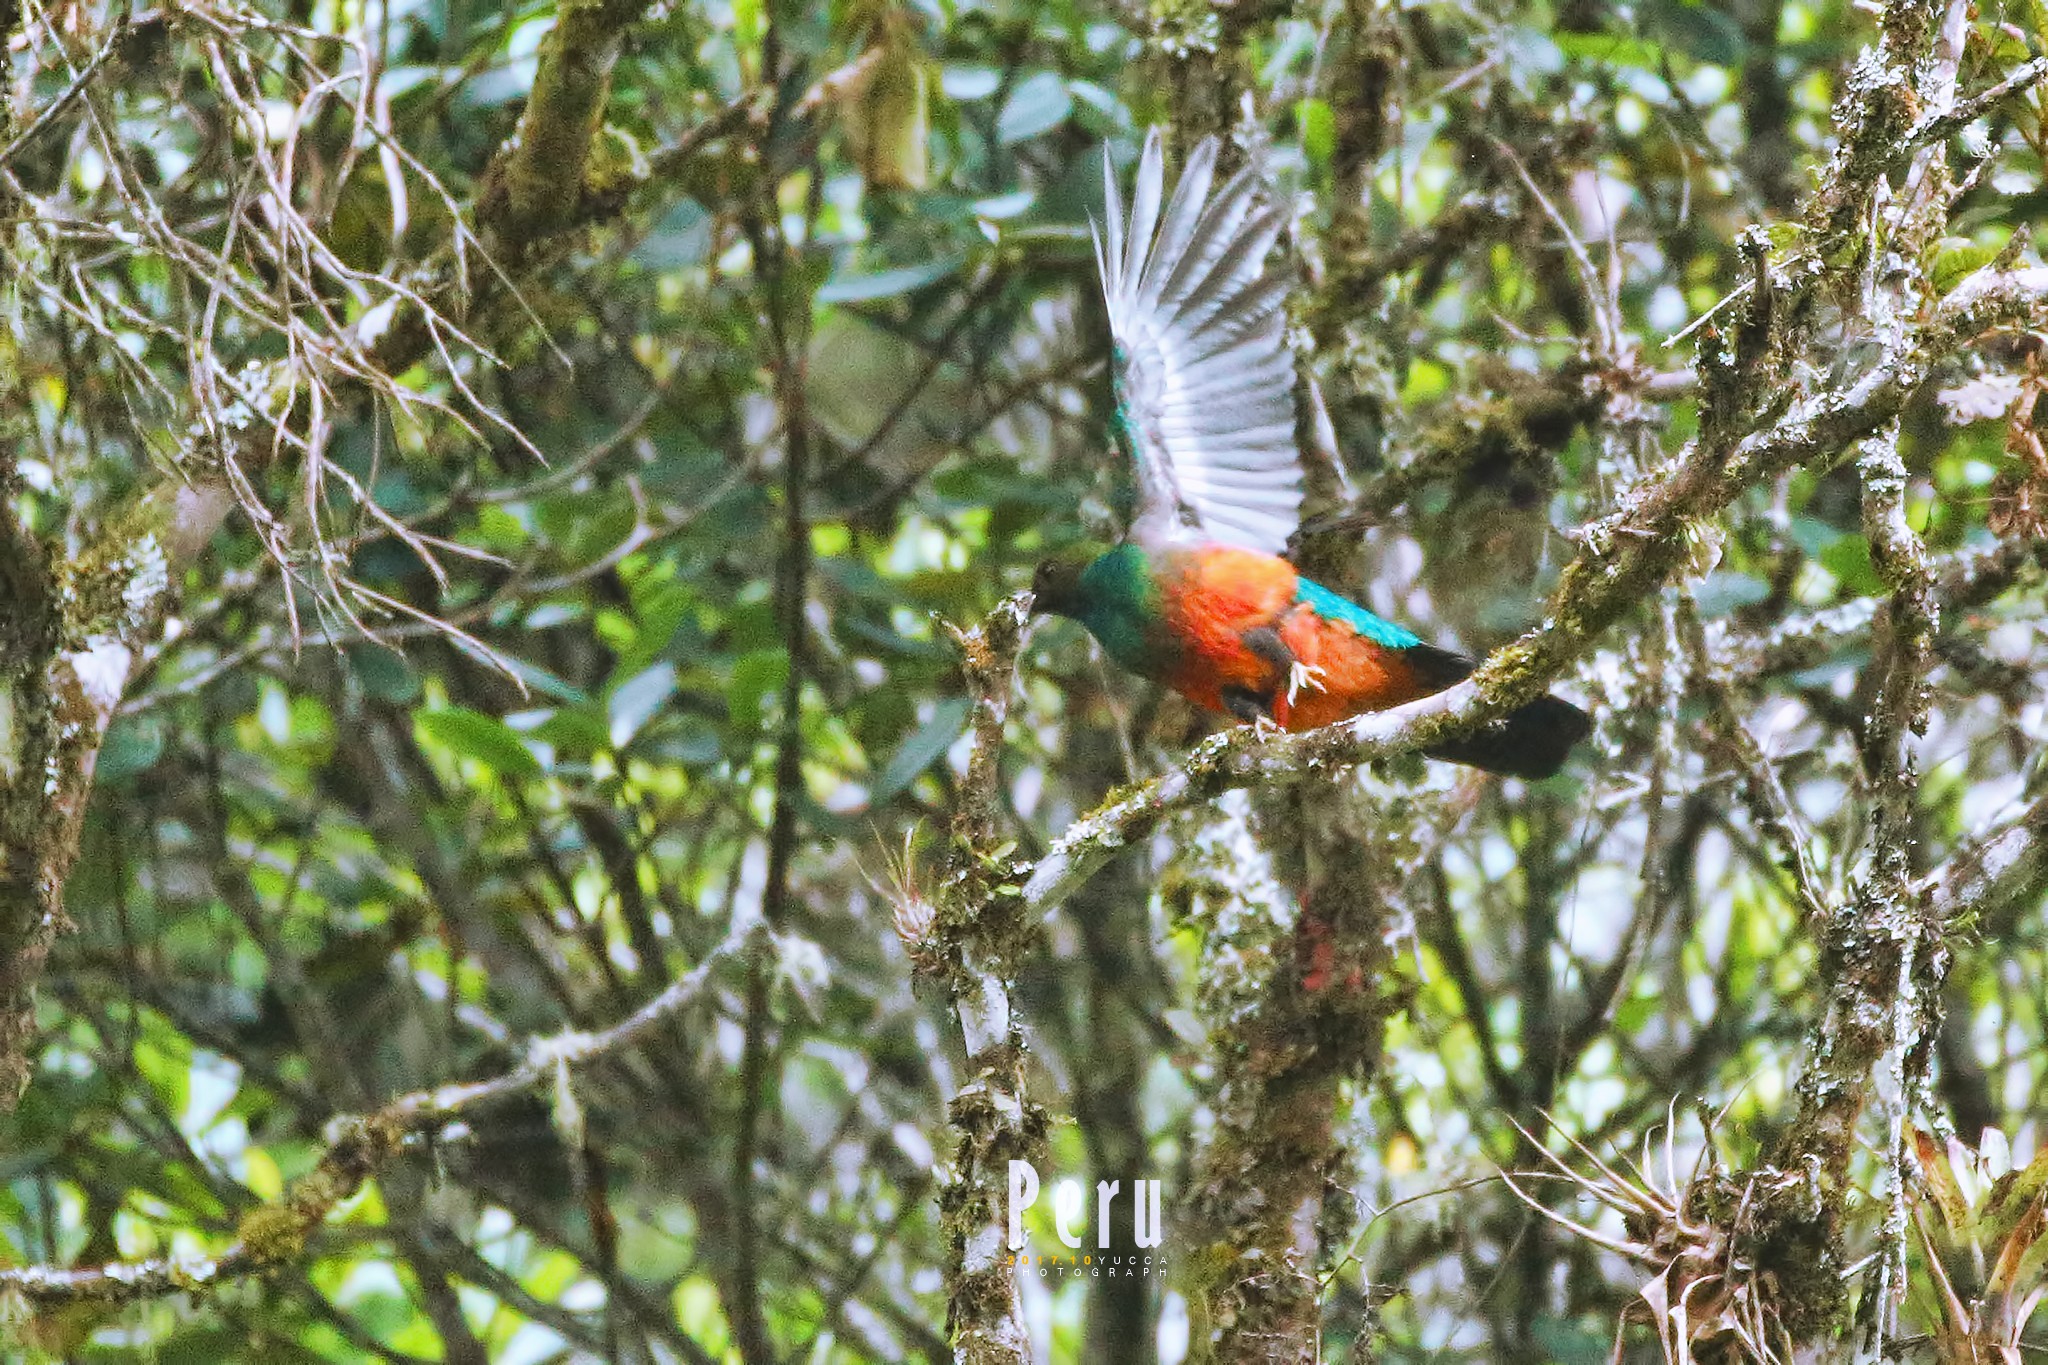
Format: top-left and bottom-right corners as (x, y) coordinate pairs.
(1296, 98), (1335, 172)
(1820, 533), (1883, 596)
(416, 707), (544, 779)
(346, 645), (423, 703)
(818, 253), (964, 304)
(551, 498), (638, 569)
(1985, 1145), (2048, 1240)
(134, 1030), (193, 1118)
(1529, 1315), (1614, 1363)
(1065, 78), (1128, 132)
(531, 707), (611, 755)
(673, 1278), (732, 1356)
(728, 649), (791, 735)
(1788, 514), (1845, 557)
(612, 578), (696, 681)
(996, 71), (1072, 145)
(870, 697), (970, 805)
(496, 653), (592, 705)
(630, 576), (696, 638)
(609, 662), (678, 748)
(1766, 222), (1807, 251)
(1644, 0), (1746, 63)
(730, 0), (762, 49)
(1932, 238), (1997, 295)
(99, 716), (165, 780)
(1554, 32), (1667, 68)
(1612, 989), (1658, 1036)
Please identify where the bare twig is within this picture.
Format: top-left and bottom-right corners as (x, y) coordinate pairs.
(0, 5), (134, 168)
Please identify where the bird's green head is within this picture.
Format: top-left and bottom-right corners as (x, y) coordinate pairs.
(1028, 544), (1158, 674)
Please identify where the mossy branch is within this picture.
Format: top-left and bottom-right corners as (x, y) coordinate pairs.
(0, 928), (754, 1311)
(1181, 784), (1418, 1360)
(0, 482), (232, 1107)
(490, 0), (651, 247)
(932, 594), (1040, 1365)
(0, 5), (752, 1111)
(1711, 539), (2048, 682)
(1007, 15), (2048, 1342)
(0, 506), (60, 1111)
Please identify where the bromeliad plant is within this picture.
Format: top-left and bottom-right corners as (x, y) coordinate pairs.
(1499, 1111), (1793, 1365)
(1906, 1129), (2048, 1362)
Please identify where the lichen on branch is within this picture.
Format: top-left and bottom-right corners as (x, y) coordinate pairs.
(931, 594), (1041, 1365)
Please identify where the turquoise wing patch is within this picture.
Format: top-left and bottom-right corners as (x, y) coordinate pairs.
(1293, 577), (1421, 650)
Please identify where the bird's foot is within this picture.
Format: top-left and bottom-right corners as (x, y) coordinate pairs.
(1286, 661), (1328, 705)
(1251, 713), (1284, 740)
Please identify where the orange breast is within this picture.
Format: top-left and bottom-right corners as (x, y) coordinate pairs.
(1155, 546), (1298, 714)
(1270, 603), (1436, 731)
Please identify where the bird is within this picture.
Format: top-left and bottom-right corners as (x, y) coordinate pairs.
(1029, 130), (1591, 781)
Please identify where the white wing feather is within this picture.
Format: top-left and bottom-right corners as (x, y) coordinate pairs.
(1098, 130), (1304, 553)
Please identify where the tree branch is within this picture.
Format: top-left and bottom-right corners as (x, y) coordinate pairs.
(933, 594), (1038, 1365)
(0, 0), (749, 1110)
(1711, 538), (2048, 684)
(488, 0), (650, 248)
(0, 481), (233, 1104)
(0, 928), (756, 1310)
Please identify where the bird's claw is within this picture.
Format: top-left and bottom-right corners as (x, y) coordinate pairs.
(1286, 661), (1328, 705)
(1251, 713), (1284, 739)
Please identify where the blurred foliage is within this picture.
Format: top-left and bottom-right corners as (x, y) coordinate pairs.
(2, 0), (2048, 1357)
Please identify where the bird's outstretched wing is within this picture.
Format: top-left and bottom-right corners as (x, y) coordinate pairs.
(1097, 129), (1303, 554)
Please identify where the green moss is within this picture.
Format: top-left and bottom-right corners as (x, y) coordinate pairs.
(493, 0), (648, 247)
(579, 123), (648, 219)
(233, 1203), (311, 1264)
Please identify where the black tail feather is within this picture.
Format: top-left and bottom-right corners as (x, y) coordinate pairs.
(1395, 642), (1591, 779)
(1425, 694), (1592, 780)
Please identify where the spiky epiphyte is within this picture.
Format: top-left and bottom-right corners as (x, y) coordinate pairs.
(1499, 1109), (1793, 1363)
(865, 829), (939, 973)
(1907, 1127), (2048, 1362)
